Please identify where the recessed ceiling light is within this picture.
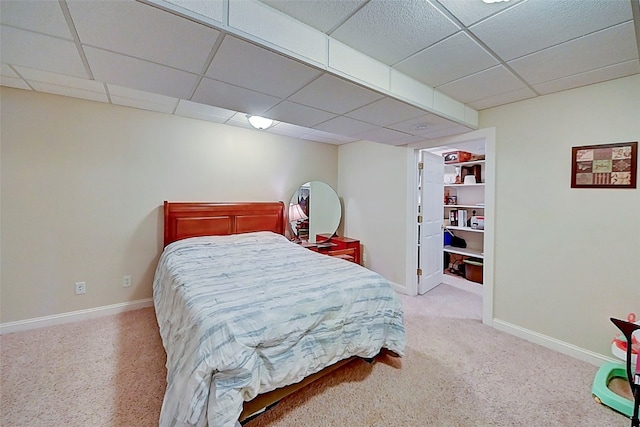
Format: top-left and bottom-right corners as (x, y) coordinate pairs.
(482, 0), (510, 3)
(414, 124), (430, 131)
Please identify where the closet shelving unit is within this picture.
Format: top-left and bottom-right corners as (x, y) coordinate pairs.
(443, 160), (485, 263)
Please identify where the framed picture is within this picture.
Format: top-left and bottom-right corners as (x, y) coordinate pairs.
(571, 141), (637, 189)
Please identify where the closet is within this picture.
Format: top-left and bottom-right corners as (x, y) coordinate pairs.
(443, 154), (485, 285)
(421, 141), (487, 287)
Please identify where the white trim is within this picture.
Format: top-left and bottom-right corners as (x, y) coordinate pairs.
(481, 128), (495, 328)
(492, 319), (617, 367)
(403, 148), (420, 296)
(389, 280), (407, 296)
(406, 127), (496, 327)
(0, 299), (154, 335)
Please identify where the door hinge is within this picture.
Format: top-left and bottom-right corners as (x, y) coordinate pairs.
(417, 268), (422, 276)
(417, 215), (423, 223)
(418, 162), (424, 170)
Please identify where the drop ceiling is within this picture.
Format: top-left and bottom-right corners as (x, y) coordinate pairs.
(1, 0), (639, 146)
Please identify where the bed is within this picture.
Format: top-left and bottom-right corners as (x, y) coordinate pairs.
(153, 201), (406, 427)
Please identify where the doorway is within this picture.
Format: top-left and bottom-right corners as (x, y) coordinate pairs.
(406, 128), (495, 326)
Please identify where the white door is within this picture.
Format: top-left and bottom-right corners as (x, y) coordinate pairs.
(418, 151), (444, 294)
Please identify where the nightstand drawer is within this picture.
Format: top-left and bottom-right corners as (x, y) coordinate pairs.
(327, 248), (356, 263)
(316, 234), (361, 265)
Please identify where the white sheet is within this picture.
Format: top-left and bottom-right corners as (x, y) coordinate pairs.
(153, 231), (405, 427)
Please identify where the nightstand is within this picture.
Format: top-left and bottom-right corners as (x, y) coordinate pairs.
(316, 234), (361, 265)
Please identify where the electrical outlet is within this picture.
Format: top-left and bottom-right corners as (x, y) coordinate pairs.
(123, 275), (132, 288)
(75, 282), (86, 295)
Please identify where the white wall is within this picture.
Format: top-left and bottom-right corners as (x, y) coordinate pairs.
(0, 88), (339, 323)
(480, 75), (640, 358)
(337, 141), (409, 287)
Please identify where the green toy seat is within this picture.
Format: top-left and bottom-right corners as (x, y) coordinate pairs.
(592, 361), (634, 417)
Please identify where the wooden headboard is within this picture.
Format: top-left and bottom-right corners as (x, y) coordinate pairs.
(163, 201), (286, 247)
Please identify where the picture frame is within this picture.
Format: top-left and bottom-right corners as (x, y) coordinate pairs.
(571, 141), (637, 189)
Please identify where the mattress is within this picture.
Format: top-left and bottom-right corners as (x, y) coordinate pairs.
(153, 231), (405, 427)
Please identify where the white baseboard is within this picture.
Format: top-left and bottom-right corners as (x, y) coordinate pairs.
(390, 281), (413, 296)
(492, 318), (618, 367)
(0, 299), (154, 335)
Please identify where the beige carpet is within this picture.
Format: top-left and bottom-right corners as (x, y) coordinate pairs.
(0, 283), (629, 426)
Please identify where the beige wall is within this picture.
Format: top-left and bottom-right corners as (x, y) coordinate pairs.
(480, 74), (640, 357)
(0, 88), (338, 323)
(337, 141), (409, 286)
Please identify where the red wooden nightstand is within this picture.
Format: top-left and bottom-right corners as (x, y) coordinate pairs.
(316, 234), (361, 265)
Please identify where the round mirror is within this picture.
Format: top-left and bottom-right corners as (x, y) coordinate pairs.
(289, 181), (341, 243)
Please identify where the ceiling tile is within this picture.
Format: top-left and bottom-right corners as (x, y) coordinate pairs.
(466, 87), (537, 110)
(381, 134), (425, 145)
(264, 100), (337, 127)
(386, 113), (459, 135)
(174, 100), (237, 123)
(330, 0), (460, 65)
(437, 65), (528, 104)
(225, 112), (261, 130)
(0, 26), (88, 78)
(259, 0), (367, 33)
(470, 0), (633, 61)
(395, 32), (499, 87)
(0, 76), (30, 90)
(67, 0), (219, 74)
(161, 0), (226, 24)
(29, 82), (108, 103)
(267, 122), (313, 138)
(84, 47), (199, 99)
(509, 22), (639, 85)
(312, 115), (379, 136)
(108, 84), (179, 114)
(298, 129), (356, 144)
(345, 97), (426, 126)
(192, 77), (281, 115)
(435, 0), (524, 27)
(206, 35), (322, 98)
(420, 124), (474, 139)
(1, 63), (19, 78)
(352, 127), (412, 144)
(0, 1), (72, 39)
(533, 59), (640, 95)
(14, 66), (106, 92)
(288, 73), (384, 114)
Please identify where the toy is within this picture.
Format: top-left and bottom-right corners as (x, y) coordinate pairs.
(592, 313), (640, 427)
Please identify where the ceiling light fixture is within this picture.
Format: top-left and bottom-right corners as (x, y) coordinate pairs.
(482, 0), (510, 3)
(247, 115), (274, 130)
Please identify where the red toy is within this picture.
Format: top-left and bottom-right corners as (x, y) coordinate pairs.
(612, 313), (639, 365)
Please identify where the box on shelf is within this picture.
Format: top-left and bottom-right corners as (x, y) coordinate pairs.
(443, 150), (472, 164)
(470, 216), (484, 230)
(463, 259), (483, 283)
(461, 164), (482, 184)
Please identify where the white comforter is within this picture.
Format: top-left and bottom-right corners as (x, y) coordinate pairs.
(153, 231), (405, 427)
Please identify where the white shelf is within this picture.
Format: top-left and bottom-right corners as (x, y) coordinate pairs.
(445, 226), (484, 233)
(445, 160), (485, 167)
(444, 183), (485, 187)
(444, 246), (484, 259)
(444, 204), (485, 209)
